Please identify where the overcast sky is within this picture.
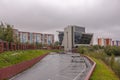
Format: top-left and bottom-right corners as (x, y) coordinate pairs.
(0, 0), (120, 43)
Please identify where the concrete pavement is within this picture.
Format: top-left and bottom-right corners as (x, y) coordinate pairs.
(10, 52), (92, 80)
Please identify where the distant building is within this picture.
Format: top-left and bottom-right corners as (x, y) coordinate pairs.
(112, 40), (120, 46)
(98, 38), (104, 46)
(98, 38), (112, 46)
(13, 29), (19, 43)
(98, 38), (120, 47)
(13, 29), (54, 45)
(58, 25), (93, 51)
(104, 38), (112, 46)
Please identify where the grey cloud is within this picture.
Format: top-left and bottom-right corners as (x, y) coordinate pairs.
(0, 0), (120, 41)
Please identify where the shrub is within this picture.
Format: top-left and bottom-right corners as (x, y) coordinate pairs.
(113, 61), (120, 78)
(81, 46), (120, 79)
(77, 46), (88, 54)
(104, 46), (120, 56)
(92, 45), (100, 50)
(110, 54), (115, 68)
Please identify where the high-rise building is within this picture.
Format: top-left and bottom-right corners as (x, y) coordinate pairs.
(59, 25), (93, 51)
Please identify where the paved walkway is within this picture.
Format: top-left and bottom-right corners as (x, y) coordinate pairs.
(10, 52), (92, 80)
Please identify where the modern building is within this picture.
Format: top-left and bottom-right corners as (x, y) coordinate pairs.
(13, 29), (54, 45)
(57, 31), (64, 46)
(58, 25), (93, 51)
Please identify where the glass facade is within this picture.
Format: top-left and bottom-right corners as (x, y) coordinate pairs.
(58, 32), (64, 45)
(74, 26), (85, 33)
(74, 32), (93, 44)
(74, 32), (82, 44)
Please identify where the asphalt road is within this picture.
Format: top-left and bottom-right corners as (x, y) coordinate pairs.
(10, 52), (92, 80)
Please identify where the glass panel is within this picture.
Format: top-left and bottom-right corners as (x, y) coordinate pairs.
(74, 32), (92, 44)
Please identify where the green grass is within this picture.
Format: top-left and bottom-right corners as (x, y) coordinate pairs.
(0, 50), (51, 68)
(90, 57), (119, 80)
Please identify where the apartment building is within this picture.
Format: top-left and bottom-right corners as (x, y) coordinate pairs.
(13, 29), (54, 45)
(98, 38), (104, 46)
(98, 38), (112, 46)
(112, 40), (120, 46)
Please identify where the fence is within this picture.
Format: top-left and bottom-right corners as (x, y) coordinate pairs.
(0, 41), (63, 53)
(0, 41), (38, 53)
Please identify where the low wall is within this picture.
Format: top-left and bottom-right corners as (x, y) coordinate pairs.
(0, 53), (48, 80)
(84, 56), (96, 80)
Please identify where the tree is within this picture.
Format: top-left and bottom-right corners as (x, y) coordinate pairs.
(104, 46), (120, 56)
(4, 24), (14, 42)
(77, 46), (88, 54)
(0, 22), (5, 40)
(104, 46), (114, 56)
(0, 22), (14, 42)
(54, 41), (59, 46)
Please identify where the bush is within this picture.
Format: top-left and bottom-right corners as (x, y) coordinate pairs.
(110, 54), (115, 68)
(81, 46), (120, 79)
(77, 46), (88, 54)
(104, 46), (120, 56)
(113, 61), (120, 78)
(83, 46), (120, 78)
(92, 45), (100, 50)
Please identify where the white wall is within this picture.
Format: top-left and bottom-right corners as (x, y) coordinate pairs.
(63, 26), (72, 51)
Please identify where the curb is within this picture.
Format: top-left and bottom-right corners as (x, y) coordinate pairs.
(84, 56), (96, 80)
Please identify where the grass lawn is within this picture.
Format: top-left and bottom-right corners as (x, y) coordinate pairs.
(90, 57), (119, 80)
(0, 50), (51, 68)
